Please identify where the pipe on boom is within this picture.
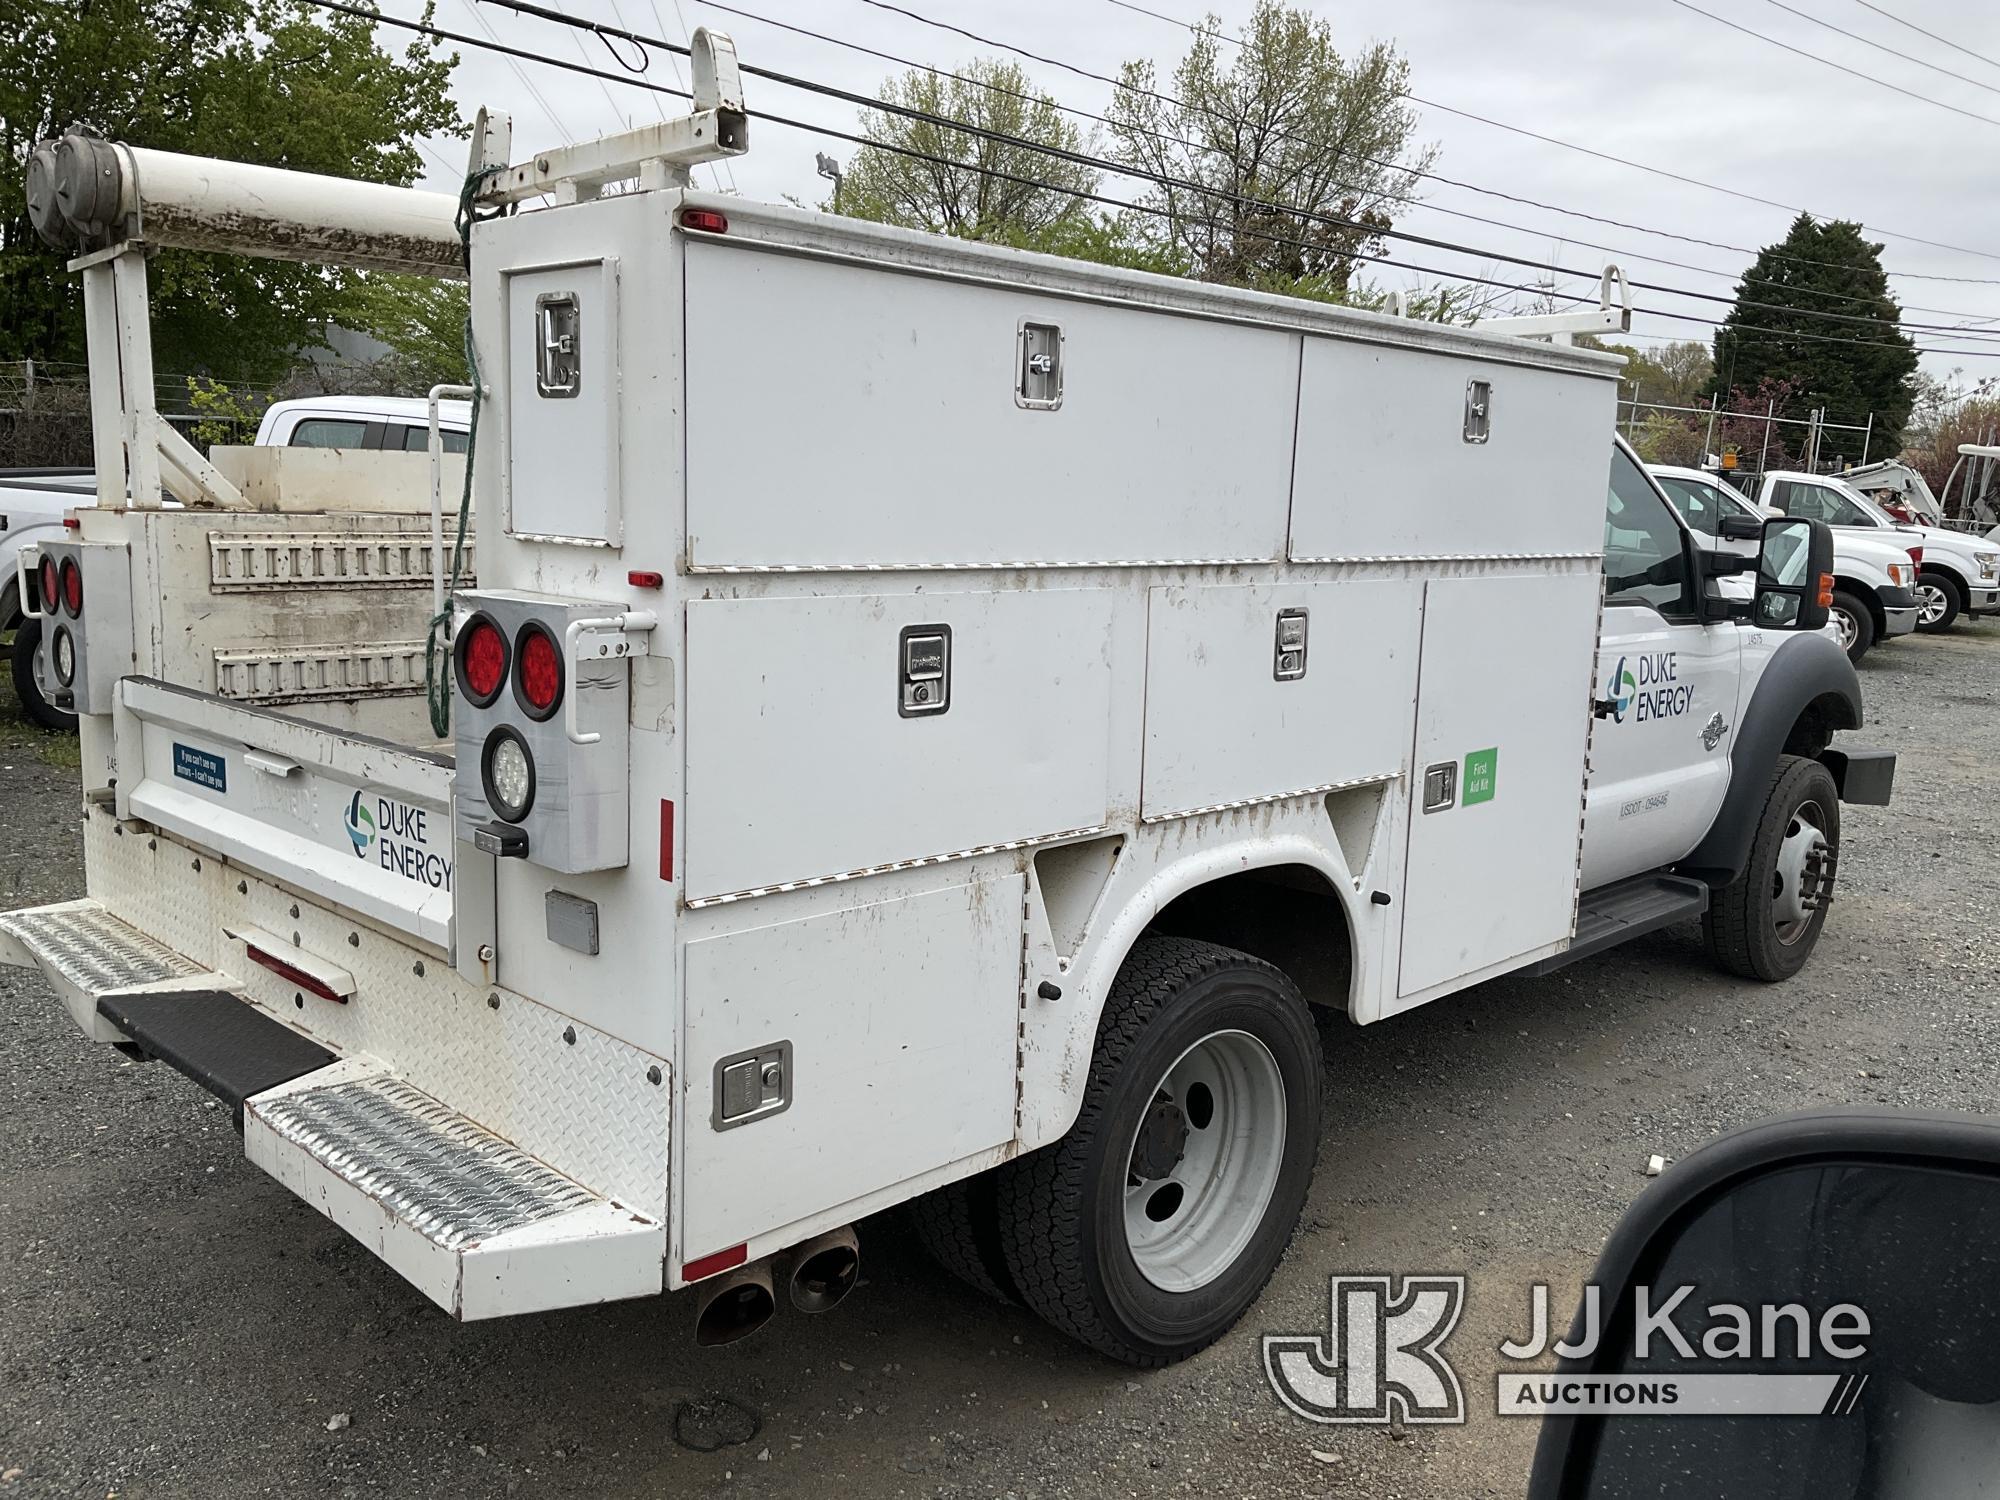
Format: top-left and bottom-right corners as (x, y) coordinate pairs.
(26, 132), (464, 277)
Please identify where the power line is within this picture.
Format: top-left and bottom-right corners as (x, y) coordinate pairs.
(1665, 0), (2000, 129)
(457, 0), (577, 145)
(1756, 0), (2000, 98)
(1850, 0), (2000, 74)
(1088, 0), (2000, 272)
(323, 0), (2000, 359)
(691, 0), (2000, 324)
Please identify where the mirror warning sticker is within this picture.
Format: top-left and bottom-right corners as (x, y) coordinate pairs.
(1462, 747), (1497, 806)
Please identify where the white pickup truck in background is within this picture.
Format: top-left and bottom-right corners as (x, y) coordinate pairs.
(4, 398), (472, 729)
(1648, 464), (1921, 662)
(1743, 469), (2000, 633)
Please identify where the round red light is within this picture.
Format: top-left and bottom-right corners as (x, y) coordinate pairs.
(458, 618), (507, 705)
(39, 558), (58, 614)
(59, 557), (82, 616)
(516, 625), (563, 718)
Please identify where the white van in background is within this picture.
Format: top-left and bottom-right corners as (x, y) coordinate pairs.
(1648, 464), (1921, 662)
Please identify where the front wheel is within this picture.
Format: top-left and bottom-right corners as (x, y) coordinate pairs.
(1828, 588), (1874, 662)
(1916, 570), (1962, 633)
(995, 936), (1322, 1366)
(1703, 755), (1840, 982)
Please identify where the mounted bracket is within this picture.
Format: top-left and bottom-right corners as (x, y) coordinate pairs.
(1484, 264), (1632, 345)
(564, 610), (658, 746)
(480, 28), (748, 206)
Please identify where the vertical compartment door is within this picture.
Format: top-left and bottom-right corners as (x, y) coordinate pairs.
(1396, 573), (1599, 1001)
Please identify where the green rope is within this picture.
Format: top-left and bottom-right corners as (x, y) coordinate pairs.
(424, 165), (505, 741)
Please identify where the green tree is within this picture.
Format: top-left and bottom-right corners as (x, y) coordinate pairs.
(1104, 0), (1434, 294)
(832, 59), (1098, 241)
(0, 0), (461, 383)
(1709, 216), (1918, 452)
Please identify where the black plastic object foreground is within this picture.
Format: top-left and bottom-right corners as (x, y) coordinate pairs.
(96, 989), (336, 1129)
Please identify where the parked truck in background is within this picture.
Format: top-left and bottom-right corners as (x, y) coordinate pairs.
(1, 50), (1893, 1369)
(1743, 469), (2000, 632)
(1647, 463), (1921, 661)
(5, 400), (471, 730)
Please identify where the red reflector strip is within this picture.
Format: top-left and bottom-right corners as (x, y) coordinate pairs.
(246, 944), (345, 1003)
(62, 517), (80, 530)
(628, 569), (664, 589)
(683, 1243), (747, 1283)
(660, 799), (675, 882)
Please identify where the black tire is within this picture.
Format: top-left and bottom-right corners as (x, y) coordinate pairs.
(1703, 755), (1840, 983)
(1916, 569), (1962, 633)
(994, 935), (1322, 1367)
(905, 1172), (1019, 1305)
(10, 616), (77, 732)
(1828, 588), (1874, 662)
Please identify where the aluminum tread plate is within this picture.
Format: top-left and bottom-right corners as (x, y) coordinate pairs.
(0, 901), (203, 993)
(96, 988), (336, 1125)
(255, 1075), (595, 1251)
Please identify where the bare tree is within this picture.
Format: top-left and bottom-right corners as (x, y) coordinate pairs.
(1105, 1), (1436, 293)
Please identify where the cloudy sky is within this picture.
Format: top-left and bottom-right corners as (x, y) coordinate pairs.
(397, 0), (2000, 405)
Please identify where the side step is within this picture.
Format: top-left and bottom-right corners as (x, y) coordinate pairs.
(1528, 874), (1710, 976)
(97, 988), (335, 1127)
(0, 898), (223, 1044)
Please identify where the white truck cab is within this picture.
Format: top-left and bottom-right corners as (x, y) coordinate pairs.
(1747, 468), (2000, 632)
(254, 395), (471, 454)
(1649, 463), (1921, 660)
(2, 63), (1894, 1369)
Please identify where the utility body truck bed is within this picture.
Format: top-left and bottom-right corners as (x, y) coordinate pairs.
(6, 48), (1890, 1363)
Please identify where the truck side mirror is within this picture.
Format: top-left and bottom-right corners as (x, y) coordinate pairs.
(1752, 516), (1834, 632)
(1527, 1110), (2000, 1500)
(1717, 512), (1762, 542)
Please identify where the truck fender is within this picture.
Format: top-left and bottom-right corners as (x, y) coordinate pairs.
(1017, 832), (1364, 1153)
(1678, 630), (1861, 885)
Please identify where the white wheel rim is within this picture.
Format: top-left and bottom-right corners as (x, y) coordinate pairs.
(1831, 605), (1858, 651)
(1771, 798), (1832, 943)
(1122, 1029), (1287, 1293)
(1917, 583), (1948, 625)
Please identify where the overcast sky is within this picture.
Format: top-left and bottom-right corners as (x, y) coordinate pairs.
(401, 0), (2000, 407)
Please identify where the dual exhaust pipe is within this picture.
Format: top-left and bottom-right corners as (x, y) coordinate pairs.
(693, 1225), (859, 1347)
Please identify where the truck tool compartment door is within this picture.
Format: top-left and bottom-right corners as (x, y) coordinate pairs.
(1396, 572), (1600, 1002)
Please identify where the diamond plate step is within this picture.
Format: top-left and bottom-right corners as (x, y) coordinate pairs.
(0, 899), (225, 1043)
(246, 1063), (664, 1319)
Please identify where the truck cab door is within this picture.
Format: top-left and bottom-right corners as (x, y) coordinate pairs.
(1582, 447), (1743, 890)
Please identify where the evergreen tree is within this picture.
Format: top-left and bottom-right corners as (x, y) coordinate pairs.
(1710, 216), (1918, 453)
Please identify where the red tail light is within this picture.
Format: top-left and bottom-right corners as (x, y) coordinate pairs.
(456, 614), (508, 707)
(680, 207), (729, 234)
(1907, 546), (1923, 567)
(515, 623), (564, 720)
(59, 557), (82, 616)
(38, 557), (58, 614)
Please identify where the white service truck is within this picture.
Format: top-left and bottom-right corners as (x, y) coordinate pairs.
(1744, 468), (2000, 632)
(1648, 463), (1922, 661)
(1, 45), (1894, 1368)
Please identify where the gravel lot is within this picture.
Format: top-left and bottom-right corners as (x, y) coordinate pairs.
(3, 620), (1997, 1500)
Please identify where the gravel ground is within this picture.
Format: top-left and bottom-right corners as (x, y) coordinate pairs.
(3, 621), (1997, 1500)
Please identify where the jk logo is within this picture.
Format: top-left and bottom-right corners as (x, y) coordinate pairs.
(1263, 1275), (1468, 1425)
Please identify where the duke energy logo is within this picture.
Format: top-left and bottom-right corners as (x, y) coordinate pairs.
(343, 789), (451, 891)
(344, 790), (377, 857)
(1604, 657), (1638, 723)
(1605, 651), (1695, 724)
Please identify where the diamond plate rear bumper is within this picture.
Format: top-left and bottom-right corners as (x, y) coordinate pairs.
(4, 897), (665, 1319)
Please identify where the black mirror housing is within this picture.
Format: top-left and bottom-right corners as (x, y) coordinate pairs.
(1717, 512), (1763, 541)
(1528, 1109), (2000, 1500)
(1751, 516), (1834, 632)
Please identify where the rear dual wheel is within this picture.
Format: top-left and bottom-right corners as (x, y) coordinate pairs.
(989, 936), (1322, 1367)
